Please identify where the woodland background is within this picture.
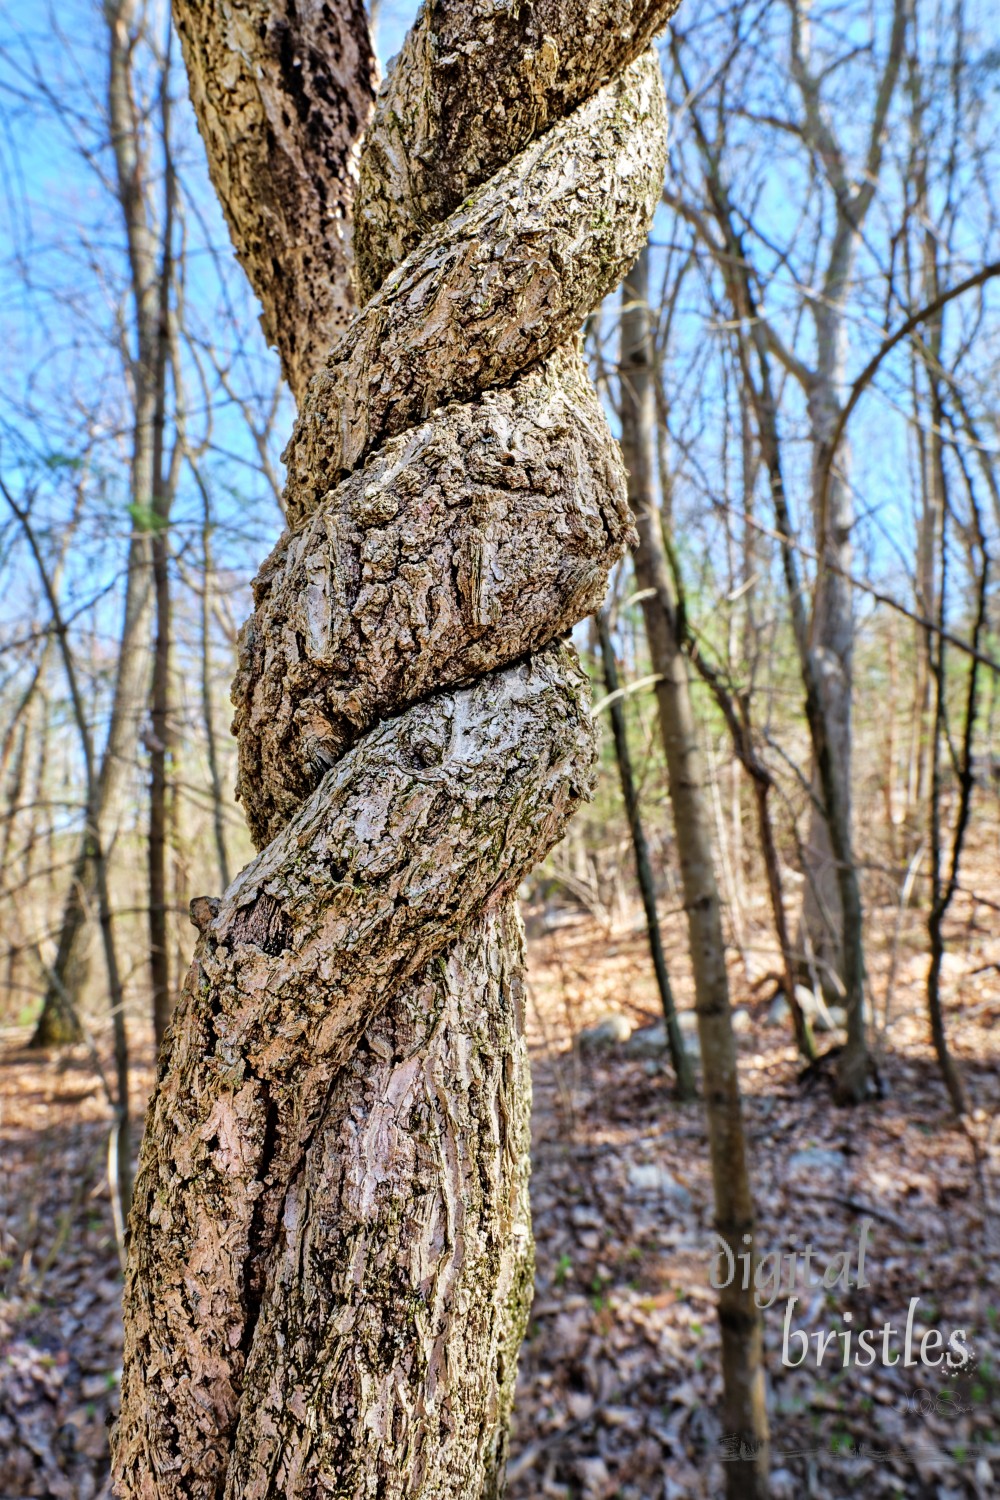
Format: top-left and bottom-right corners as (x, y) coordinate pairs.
(1, 0), (999, 1496)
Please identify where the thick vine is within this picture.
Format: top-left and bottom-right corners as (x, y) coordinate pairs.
(115, 12), (668, 1497)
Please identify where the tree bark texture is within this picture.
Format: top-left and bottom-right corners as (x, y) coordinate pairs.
(354, 0), (682, 301)
(170, 0), (378, 402)
(116, 651), (595, 1500)
(235, 347), (633, 846)
(116, 5), (670, 1495)
(281, 53), (668, 523)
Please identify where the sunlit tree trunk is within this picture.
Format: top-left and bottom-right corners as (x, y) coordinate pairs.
(790, 0), (908, 994)
(31, 0), (166, 1047)
(115, 3), (678, 1493)
(620, 246), (770, 1497)
(596, 607), (695, 1098)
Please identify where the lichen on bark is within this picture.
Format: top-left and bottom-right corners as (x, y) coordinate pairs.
(221, 903), (534, 1500)
(355, 0), (682, 299)
(115, 649), (596, 1500)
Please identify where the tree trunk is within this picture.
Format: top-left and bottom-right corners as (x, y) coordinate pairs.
(169, 0), (379, 403)
(148, 77), (179, 1051)
(745, 342), (870, 1103)
(596, 608), (695, 1098)
(799, 391), (854, 998)
(215, 902), (535, 1500)
(115, 6), (674, 1493)
(148, 518), (173, 1051)
(192, 459), (232, 892)
(620, 247), (770, 1496)
(792, 0), (908, 994)
(669, 90), (873, 1096)
(31, 0), (165, 1048)
(681, 632), (817, 1061)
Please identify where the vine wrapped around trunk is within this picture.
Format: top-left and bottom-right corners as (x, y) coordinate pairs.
(115, 7), (670, 1496)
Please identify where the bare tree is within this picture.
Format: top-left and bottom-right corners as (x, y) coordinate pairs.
(664, 0), (907, 999)
(925, 416), (990, 1116)
(30, 0), (172, 1047)
(664, 30), (878, 1100)
(2, 479), (133, 1220)
(619, 245), (770, 1489)
(147, 35), (182, 1049)
(596, 605), (695, 1098)
(114, 4), (681, 1494)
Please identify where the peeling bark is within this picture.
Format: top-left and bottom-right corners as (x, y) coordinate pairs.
(171, 0), (377, 401)
(118, 4), (671, 1492)
(223, 903), (534, 1500)
(115, 649), (595, 1500)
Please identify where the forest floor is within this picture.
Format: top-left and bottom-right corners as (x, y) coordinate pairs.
(1, 841), (998, 1500)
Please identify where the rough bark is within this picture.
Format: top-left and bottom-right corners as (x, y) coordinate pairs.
(621, 248), (769, 1494)
(355, 0), (682, 300)
(235, 347), (634, 845)
(116, 651), (595, 1500)
(283, 51), (667, 524)
(171, 0), (378, 401)
(118, 4), (670, 1492)
(222, 902), (534, 1500)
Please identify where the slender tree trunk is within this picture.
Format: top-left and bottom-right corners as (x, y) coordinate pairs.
(2, 482), (134, 1216)
(148, 66), (178, 1051)
(799, 390), (853, 997)
(116, 6), (676, 1493)
(1, 696), (35, 1010)
(191, 457), (231, 891)
(791, 0), (908, 993)
(670, 86), (873, 1097)
(148, 504), (172, 1048)
(925, 439), (987, 1118)
(681, 635), (817, 1061)
(597, 608), (695, 1098)
(743, 338), (870, 1102)
(904, 26), (943, 849)
(621, 246), (769, 1496)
